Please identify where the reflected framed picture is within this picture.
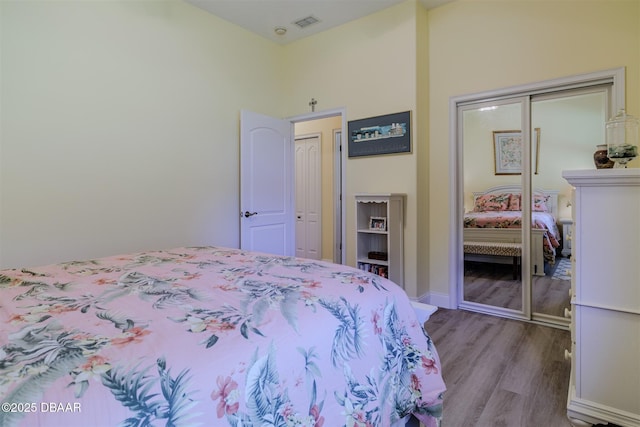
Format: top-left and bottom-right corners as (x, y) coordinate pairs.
(492, 128), (540, 175)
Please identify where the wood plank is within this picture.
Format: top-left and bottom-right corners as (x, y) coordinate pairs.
(463, 260), (571, 317)
(475, 389), (526, 427)
(424, 309), (617, 427)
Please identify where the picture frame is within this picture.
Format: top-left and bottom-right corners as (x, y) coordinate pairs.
(348, 111), (411, 157)
(492, 128), (541, 175)
(369, 216), (387, 231)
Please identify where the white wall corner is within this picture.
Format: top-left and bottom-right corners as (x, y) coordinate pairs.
(413, 291), (452, 309)
(409, 301), (438, 324)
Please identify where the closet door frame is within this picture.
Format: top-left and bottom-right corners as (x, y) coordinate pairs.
(448, 67), (625, 323)
(457, 97), (532, 321)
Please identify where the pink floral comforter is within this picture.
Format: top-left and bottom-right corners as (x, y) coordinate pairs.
(464, 211), (561, 263)
(0, 247), (445, 427)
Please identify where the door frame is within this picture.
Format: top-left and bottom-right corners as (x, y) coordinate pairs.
(333, 128), (343, 264)
(288, 107), (347, 265)
(448, 67), (625, 312)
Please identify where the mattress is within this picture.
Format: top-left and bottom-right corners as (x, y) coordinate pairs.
(0, 246), (445, 427)
(464, 210), (561, 263)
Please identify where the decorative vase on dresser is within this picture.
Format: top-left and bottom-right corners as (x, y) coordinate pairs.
(593, 144), (614, 169)
(562, 169), (640, 427)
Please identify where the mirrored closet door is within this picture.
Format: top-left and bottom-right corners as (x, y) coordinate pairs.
(457, 82), (612, 327)
(460, 98), (529, 319)
(530, 88), (608, 324)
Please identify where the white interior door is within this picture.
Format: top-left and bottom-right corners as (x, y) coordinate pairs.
(240, 110), (294, 256)
(295, 134), (321, 260)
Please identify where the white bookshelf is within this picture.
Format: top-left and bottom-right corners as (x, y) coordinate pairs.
(355, 193), (405, 288)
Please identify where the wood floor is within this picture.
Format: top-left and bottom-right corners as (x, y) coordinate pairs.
(424, 308), (616, 427)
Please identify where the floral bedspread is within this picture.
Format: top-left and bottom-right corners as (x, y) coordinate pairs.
(0, 247), (445, 427)
(464, 211), (561, 263)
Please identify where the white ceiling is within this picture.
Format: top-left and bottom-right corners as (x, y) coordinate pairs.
(184, 0), (453, 45)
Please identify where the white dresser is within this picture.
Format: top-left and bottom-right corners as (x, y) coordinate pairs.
(562, 169), (640, 427)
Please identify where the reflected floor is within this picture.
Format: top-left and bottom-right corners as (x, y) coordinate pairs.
(464, 258), (571, 317)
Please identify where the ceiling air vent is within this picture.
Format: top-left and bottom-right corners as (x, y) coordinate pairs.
(293, 16), (320, 29)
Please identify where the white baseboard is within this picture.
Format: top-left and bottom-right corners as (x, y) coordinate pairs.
(412, 291), (453, 310)
(429, 292), (453, 309)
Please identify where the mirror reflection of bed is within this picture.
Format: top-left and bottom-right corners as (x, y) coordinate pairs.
(462, 185), (571, 318)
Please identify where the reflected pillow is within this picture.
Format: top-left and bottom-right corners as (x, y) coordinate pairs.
(533, 194), (549, 212)
(508, 193), (521, 211)
(473, 193), (510, 212)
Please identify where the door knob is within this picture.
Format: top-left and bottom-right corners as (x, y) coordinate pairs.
(243, 211), (258, 218)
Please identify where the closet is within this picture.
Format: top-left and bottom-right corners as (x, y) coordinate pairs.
(452, 68), (624, 326)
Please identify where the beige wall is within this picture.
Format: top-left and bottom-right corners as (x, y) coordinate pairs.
(0, 0), (285, 267)
(427, 0), (640, 304)
(295, 116), (341, 261)
(2, 0), (639, 307)
(283, 0), (421, 297)
(416, 3), (430, 299)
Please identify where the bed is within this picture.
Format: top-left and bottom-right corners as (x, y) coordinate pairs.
(463, 185), (561, 276)
(0, 246), (445, 427)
